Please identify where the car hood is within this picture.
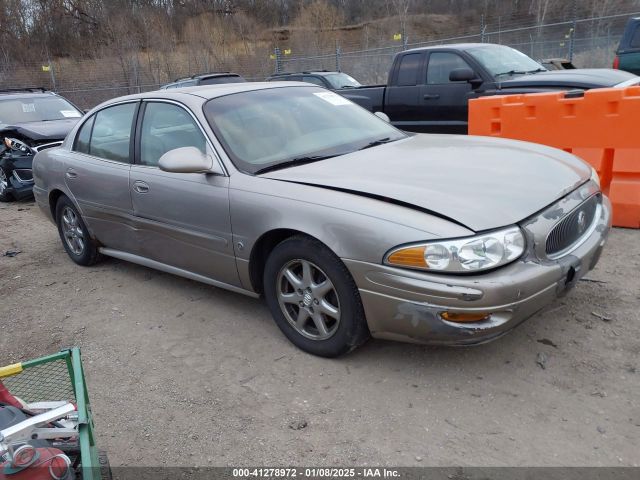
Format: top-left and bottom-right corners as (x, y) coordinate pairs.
(498, 68), (637, 89)
(0, 119), (79, 142)
(261, 134), (591, 232)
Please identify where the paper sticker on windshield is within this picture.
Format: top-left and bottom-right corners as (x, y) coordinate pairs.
(60, 110), (81, 118)
(313, 91), (352, 106)
(21, 103), (36, 113)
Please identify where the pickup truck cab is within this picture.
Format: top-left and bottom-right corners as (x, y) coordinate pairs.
(614, 17), (640, 75)
(342, 43), (636, 134)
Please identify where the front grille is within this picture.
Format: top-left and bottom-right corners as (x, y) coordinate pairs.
(546, 194), (600, 257)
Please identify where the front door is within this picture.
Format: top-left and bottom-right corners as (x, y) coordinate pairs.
(129, 100), (239, 286)
(420, 52), (476, 134)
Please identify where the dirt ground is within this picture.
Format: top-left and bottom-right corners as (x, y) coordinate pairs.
(1, 199), (639, 467)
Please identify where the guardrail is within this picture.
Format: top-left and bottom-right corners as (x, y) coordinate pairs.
(469, 86), (640, 228)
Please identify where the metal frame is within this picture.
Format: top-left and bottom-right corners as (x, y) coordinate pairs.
(0, 348), (101, 480)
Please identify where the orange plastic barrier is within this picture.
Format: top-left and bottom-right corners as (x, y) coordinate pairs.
(469, 86), (640, 228)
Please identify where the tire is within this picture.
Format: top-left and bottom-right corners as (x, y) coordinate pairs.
(0, 166), (14, 202)
(263, 235), (370, 357)
(55, 196), (102, 266)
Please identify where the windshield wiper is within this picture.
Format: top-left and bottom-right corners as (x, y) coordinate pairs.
(495, 68), (546, 78)
(254, 154), (337, 175)
(494, 70), (529, 78)
(357, 137), (394, 151)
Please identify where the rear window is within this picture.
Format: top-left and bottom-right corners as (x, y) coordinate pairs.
(396, 53), (422, 86)
(630, 26), (640, 49)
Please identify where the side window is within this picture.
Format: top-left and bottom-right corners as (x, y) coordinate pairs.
(427, 53), (472, 84)
(74, 116), (94, 154)
(631, 26), (640, 49)
(139, 102), (207, 167)
(88, 103), (137, 162)
(396, 53), (423, 86)
(302, 76), (327, 87)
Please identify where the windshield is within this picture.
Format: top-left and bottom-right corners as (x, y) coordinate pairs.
(467, 45), (546, 78)
(0, 96), (81, 125)
(324, 73), (361, 89)
(203, 86), (405, 174)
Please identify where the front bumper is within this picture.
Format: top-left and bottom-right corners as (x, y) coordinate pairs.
(0, 154), (34, 200)
(345, 186), (612, 346)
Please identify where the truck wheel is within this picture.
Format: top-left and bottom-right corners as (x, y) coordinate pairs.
(263, 235), (370, 357)
(55, 196), (102, 266)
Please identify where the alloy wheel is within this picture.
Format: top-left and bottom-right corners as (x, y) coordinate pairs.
(61, 206), (85, 255)
(276, 259), (341, 340)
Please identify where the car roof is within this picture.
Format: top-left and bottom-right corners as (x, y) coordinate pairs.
(174, 72), (241, 82)
(0, 88), (56, 99)
(404, 42), (505, 53)
(270, 71), (340, 77)
(93, 82), (312, 109)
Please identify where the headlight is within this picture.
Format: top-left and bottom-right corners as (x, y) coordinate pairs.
(590, 167), (600, 187)
(385, 226), (526, 273)
(3, 137), (33, 154)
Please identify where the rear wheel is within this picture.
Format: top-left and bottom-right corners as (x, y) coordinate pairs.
(0, 167), (14, 202)
(263, 235), (369, 357)
(55, 196), (102, 266)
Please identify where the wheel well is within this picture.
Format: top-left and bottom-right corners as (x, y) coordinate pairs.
(249, 229), (307, 294)
(48, 189), (65, 220)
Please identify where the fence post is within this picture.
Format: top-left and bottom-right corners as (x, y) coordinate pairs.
(568, 0), (578, 61)
(480, 14), (486, 43)
(274, 47), (282, 74)
(49, 62), (57, 92)
(335, 45), (341, 72)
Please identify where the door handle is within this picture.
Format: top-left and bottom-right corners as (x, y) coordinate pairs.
(133, 181), (149, 194)
(423, 94), (441, 100)
(65, 168), (78, 179)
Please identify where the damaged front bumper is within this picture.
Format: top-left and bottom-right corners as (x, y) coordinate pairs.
(345, 183), (612, 345)
(0, 153), (34, 200)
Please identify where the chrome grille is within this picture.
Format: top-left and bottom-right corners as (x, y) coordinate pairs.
(546, 194), (600, 257)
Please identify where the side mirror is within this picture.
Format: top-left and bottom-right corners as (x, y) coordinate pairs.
(158, 146), (223, 175)
(449, 68), (477, 82)
(374, 111), (390, 123)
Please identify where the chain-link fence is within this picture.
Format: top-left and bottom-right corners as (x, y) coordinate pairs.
(279, 11), (638, 85)
(1, 11), (638, 109)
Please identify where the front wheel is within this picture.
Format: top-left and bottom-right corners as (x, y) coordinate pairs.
(55, 196), (102, 266)
(263, 235), (369, 357)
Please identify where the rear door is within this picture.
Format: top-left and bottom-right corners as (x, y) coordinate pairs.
(385, 52), (426, 130)
(129, 100), (239, 286)
(420, 51), (476, 134)
(64, 101), (138, 252)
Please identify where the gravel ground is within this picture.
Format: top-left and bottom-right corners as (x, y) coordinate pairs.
(1, 200), (639, 467)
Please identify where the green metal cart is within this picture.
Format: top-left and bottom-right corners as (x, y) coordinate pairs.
(0, 348), (109, 480)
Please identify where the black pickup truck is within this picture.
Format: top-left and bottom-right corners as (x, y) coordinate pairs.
(341, 43), (637, 134)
